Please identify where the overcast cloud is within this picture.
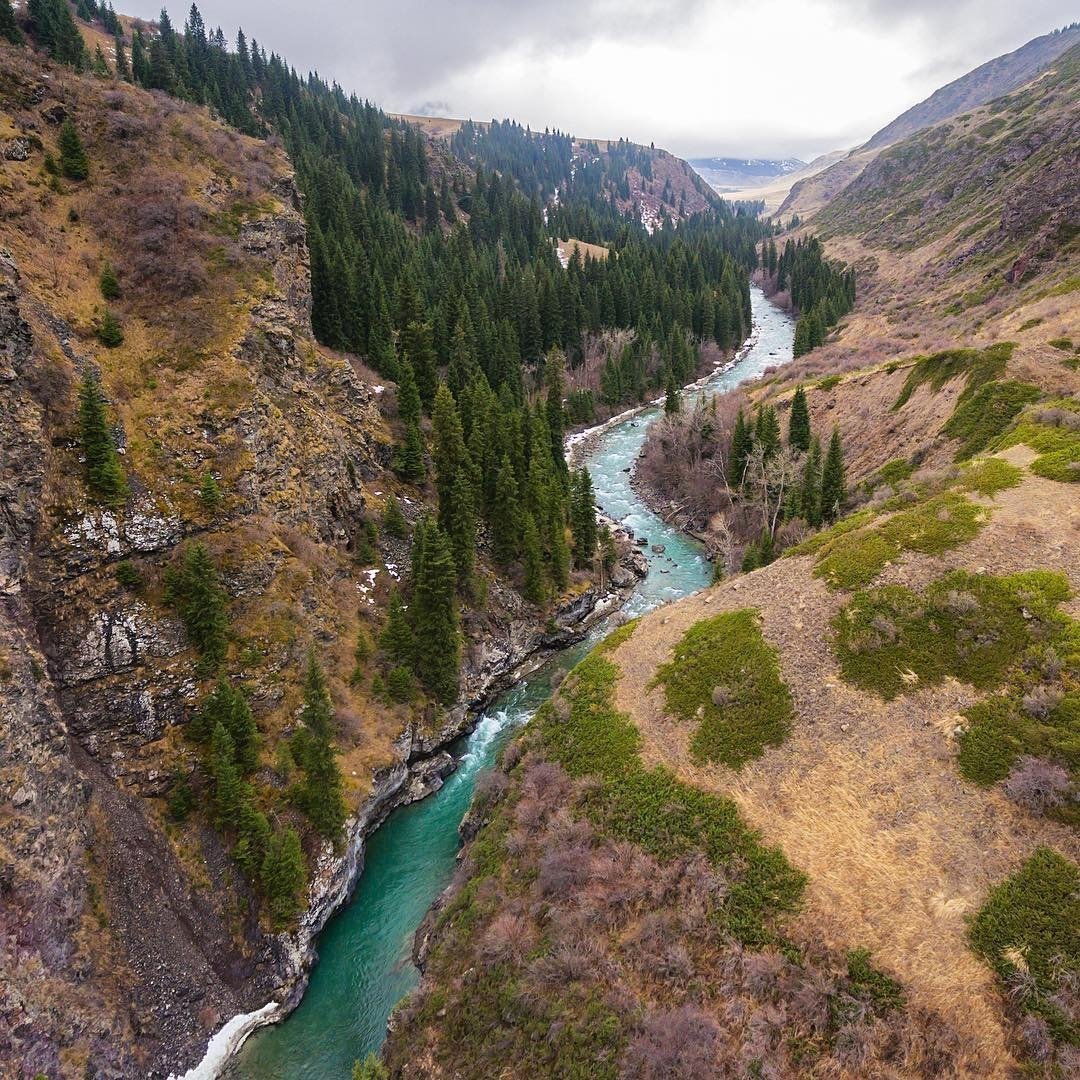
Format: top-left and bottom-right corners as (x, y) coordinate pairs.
(126, 0), (1077, 159)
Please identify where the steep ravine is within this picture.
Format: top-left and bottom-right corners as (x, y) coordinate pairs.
(226, 286), (795, 1078)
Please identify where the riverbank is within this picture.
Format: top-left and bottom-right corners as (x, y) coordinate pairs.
(176, 540), (647, 1079)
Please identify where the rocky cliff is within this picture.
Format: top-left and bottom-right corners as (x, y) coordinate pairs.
(0, 43), (645, 1079)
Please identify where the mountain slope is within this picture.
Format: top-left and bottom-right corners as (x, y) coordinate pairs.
(864, 23), (1080, 151)
(778, 25), (1080, 222)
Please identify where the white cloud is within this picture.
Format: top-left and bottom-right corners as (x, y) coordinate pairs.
(127, 0), (1078, 158)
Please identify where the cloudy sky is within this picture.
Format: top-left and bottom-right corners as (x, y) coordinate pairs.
(129, 0), (1076, 160)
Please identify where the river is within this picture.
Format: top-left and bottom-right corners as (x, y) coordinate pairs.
(230, 285), (794, 1079)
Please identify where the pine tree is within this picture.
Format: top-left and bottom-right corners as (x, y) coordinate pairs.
(198, 470), (223, 511)
(395, 420), (425, 484)
(664, 369), (680, 416)
(411, 524), (460, 704)
(432, 384), (468, 529)
(91, 43), (109, 76)
(521, 512), (546, 603)
(233, 799), (271, 881)
(165, 544), (228, 668)
(99, 262), (120, 300)
(788, 385), (811, 452)
(570, 468), (597, 569)
(447, 470), (476, 588)
(382, 496), (407, 539)
(379, 590), (415, 666)
(792, 316), (810, 359)
(728, 407), (752, 487)
(819, 426), (846, 523)
(396, 359), (422, 428)
(114, 34), (130, 80)
(97, 309), (123, 347)
(262, 826), (306, 929)
(292, 650), (346, 842)
(77, 372), (128, 506)
(192, 677), (259, 771)
(208, 722), (243, 828)
(491, 453), (521, 566)
(1, 0), (23, 44)
(58, 118), (89, 180)
(755, 405), (781, 461)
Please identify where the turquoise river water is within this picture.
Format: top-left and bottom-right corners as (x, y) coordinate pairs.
(231, 285), (794, 1079)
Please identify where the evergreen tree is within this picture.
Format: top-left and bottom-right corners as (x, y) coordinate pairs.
(819, 426), (846, 523)
(379, 590), (415, 665)
(432, 384), (468, 530)
(58, 118), (89, 180)
(395, 419), (426, 485)
(569, 468), (597, 569)
(410, 524), (460, 704)
(99, 262), (120, 300)
(192, 677), (259, 771)
(1, 0), (23, 44)
(382, 496), (407, 539)
(208, 722), (243, 828)
(262, 826), (306, 929)
(664, 370), (680, 416)
(233, 799), (271, 881)
(447, 470), (476, 588)
(521, 512), (545, 603)
(491, 453), (521, 566)
(292, 650), (346, 842)
(728, 407), (752, 487)
(396, 359), (422, 429)
(165, 544), (228, 668)
(114, 34), (130, 80)
(755, 405), (781, 461)
(97, 309), (123, 347)
(77, 372), (128, 506)
(91, 43), (109, 76)
(198, 470), (223, 511)
(788, 385), (811, 452)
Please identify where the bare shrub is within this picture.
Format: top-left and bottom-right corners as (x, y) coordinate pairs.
(621, 1005), (721, 1079)
(1019, 1014), (1054, 1063)
(471, 770), (510, 818)
(1021, 684), (1064, 720)
(789, 970), (835, 1035)
(528, 936), (605, 987)
(478, 910), (537, 969)
(521, 760), (573, 803)
(535, 843), (593, 898)
(1003, 756), (1071, 812)
(938, 589), (980, 616)
(742, 949), (789, 997)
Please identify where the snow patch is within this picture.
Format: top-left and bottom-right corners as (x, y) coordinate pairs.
(169, 1002), (280, 1080)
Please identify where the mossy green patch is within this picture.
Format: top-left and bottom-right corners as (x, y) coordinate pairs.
(893, 342), (1015, 411)
(994, 401), (1080, 483)
(955, 457), (1023, 496)
(812, 493), (988, 591)
(832, 570), (1071, 701)
(942, 380), (1042, 460)
(650, 610), (794, 769)
(540, 647), (805, 946)
(969, 848), (1080, 1049)
(865, 457), (915, 491)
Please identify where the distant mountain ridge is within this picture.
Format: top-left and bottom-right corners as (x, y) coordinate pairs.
(864, 22), (1080, 150)
(689, 156), (805, 194)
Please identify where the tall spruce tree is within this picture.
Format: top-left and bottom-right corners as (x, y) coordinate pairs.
(788, 385), (811, 452)
(208, 722), (243, 828)
(165, 544), (228, 668)
(755, 405), (781, 461)
(262, 826), (306, 929)
(819, 426), (846, 523)
(521, 512), (546, 603)
(410, 524), (460, 704)
(800, 436), (823, 526)
(77, 373), (128, 506)
(292, 650), (346, 842)
(570, 468), (597, 569)
(491, 453), (521, 566)
(58, 118), (89, 180)
(728, 407), (752, 487)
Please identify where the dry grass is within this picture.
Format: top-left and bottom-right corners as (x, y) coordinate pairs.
(607, 457), (1080, 1074)
(556, 236), (609, 264)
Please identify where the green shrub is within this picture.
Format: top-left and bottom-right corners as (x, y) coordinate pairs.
(540, 630), (804, 947)
(866, 457), (914, 490)
(942, 380), (1041, 460)
(651, 610), (794, 768)
(994, 401), (1080, 482)
(893, 342), (1014, 411)
(813, 493), (988, 591)
(832, 570), (1071, 700)
(969, 849), (1080, 1048)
